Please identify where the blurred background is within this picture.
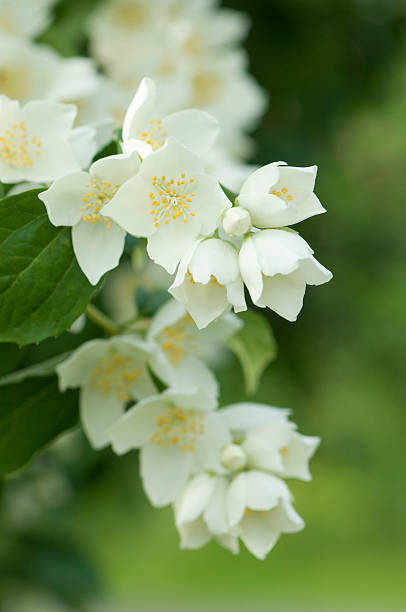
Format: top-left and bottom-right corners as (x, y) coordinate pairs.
(1, 0), (406, 610)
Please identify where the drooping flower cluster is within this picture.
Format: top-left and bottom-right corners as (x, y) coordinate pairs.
(0, 0), (332, 560)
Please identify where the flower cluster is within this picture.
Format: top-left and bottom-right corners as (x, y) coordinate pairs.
(56, 299), (319, 559)
(0, 2), (332, 561)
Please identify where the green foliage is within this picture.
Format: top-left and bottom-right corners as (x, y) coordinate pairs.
(0, 375), (78, 477)
(135, 287), (171, 318)
(0, 189), (99, 345)
(227, 310), (277, 394)
(0, 353), (71, 387)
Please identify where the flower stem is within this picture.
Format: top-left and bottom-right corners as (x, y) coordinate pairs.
(85, 303), (120, 336)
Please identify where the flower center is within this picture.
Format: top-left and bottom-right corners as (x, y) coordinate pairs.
(139, 118), (167, 151)
(150, 174), (197, 228)
(270, 186), (293, 202)
(89, 353), (142, 401)
(81, 178), (120, 228)
(150, 405), (205, 453)
(187, 271), (223, 288)
(159, 314), (197, 365)
(0, 121), (41, 168)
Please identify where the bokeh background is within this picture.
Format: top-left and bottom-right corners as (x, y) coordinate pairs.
(1, 0), (406, 610)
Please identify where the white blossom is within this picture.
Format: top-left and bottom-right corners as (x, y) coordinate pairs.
(237, 162), (326, 229)
(0, 96), (96, 184)
(227, 471), (304, 559)
(39, 151), (141, 285)
(222, 206), (251, 236)
(0, 0), (56, 39)
(220, 402), (320, 481)
(122, 76), (219, 158)
(147, 298), (242, 395)
(102, 138), (231, 273)
(0, 37), (99, 106)
(110, 388), (231, 506)
(239, 229), (332, 321)
(56, 336), (156, 450)
(175, 473), (239, 554)
(169, 237), (246, 328)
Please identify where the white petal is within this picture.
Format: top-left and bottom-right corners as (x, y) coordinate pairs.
(68, 126), (97, 170)
(72, 219), (125, 285)
(270, 500), (305, 533)
(110, 397), (168, 454)
(238, 236), (263, 304)
(139, 137), (204, 180)
(191, 173), (231, 235)
(166, 356), (219, 398)
(122, 77), (156, 143)
(38, 172), (89, 227)
(216, 533), (240, 554)
(194, 412), (232, 473)
(141, 442), (193, 507)
(299, 255), (333, 285)
(279, 433), (320, 481)
(80, 383), (125, 450)
(23, 100), (76, 135)
(178, 517), (212, 550)
(252, 230), (310, 278)
(147, 214), (201, 274)
(24, 136), (80, 183)
(204, 477), (230, 535)
(56, 340), (110, 390)
(188, 238), (239, 286)
(239, 162), (281, 195)
(243, 422), (295, 472)
(162, 109), (219, 156)
(219, 403), (289, 433)
(239, 512), (279, 560)
(257, 272), (306, 321)
(170, 278), (229, 329)
(176, 473), (216, 525)
(90, 151), (141, 186)
(162, 387), (217, 413)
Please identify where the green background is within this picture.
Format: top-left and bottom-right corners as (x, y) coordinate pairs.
(1, 0), (406, 610)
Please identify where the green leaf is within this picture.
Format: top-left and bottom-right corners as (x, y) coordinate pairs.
(135, 286), (170, 317)
(227, 310), (277, 395)
(220, 184), (237, 204)
(0, 352), (71, 387)
(0, 375), (78, 476)
(0, 189), (99, 345)
(93, 138), (120, 162)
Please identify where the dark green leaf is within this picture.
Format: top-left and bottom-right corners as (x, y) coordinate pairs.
(220, 184), (237, 204)
(0, 189), (99, 345)
(227, 310), (277, 395)
(0, 376), (78, 476)
(93, 139), (120, 162)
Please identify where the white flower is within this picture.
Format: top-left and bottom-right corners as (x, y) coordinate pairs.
(39, 151), (141, 285)
(175, 473), (239, 554)
(110, 388), (231, 506)
(227, 471), (304, 559)
(102, 138), (231, 274)
(0, 37), (99, 106)
(220, 401), (320, 481)
(239, 229), (332, 321)
(0, 96), (95, 184)
(122, 76), (219, 158)
(242, 421), (320, 481)
(147, 298), (242, 396)
(169, 237), (246, 328)
(237, 162), (326, 228)
(56, 336), (156, 450)
(0, 0), (56, 39)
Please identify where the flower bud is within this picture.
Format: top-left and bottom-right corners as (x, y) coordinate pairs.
(222, 207), (251, 236)
(221, 443), (247, 471)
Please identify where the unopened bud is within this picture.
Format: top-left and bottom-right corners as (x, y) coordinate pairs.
(221, 444), (247, 471)
(222, 207), (251, 236)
